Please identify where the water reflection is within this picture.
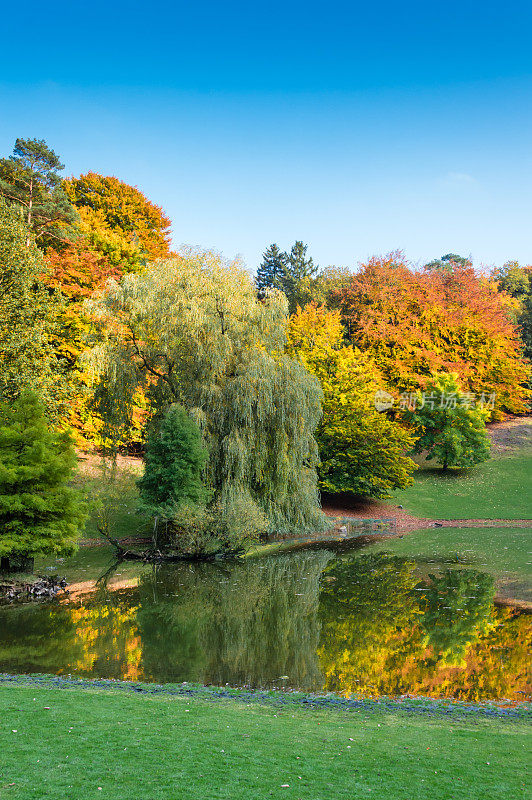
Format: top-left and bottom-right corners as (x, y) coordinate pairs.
(0, 549), (529, 701)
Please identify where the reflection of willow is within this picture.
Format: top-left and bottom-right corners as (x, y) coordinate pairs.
(136, 551), (332, 688)
(317, 553), (531, 700)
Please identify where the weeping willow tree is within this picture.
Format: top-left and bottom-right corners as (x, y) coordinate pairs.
(86, 248), (325, 535)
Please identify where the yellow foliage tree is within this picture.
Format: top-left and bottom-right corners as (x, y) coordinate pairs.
(287, 303), (416, 497)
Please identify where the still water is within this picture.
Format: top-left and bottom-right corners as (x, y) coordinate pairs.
(0, 536), (530, 702)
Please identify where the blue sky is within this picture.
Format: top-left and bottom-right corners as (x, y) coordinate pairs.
(1, 0), (531, 271)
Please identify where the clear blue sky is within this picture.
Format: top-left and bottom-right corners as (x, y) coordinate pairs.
(1, 0), (531, 271)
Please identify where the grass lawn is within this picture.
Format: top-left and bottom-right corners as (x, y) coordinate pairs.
(392, 451), (532, 520)
(0, 683), (529, 800)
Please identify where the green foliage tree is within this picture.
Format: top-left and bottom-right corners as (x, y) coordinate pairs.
(425, 253), (472, 272)
(402, 372), (491, 470)
(255, 243), (288, 298)
(0, 199), (69, 414)
(283, 240), (318, 312)
(0, 392), (86, 570)
(87, 248), (325, 538)
(138, 404), (209, 518)
(0, 138), (78, 248)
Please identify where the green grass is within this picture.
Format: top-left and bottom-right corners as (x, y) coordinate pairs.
(392, 451), (532, 519)
(0, 684), (529, 800)
(366, 526), (532, 602)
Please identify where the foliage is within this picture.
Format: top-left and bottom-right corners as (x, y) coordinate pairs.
(138, 404), (209, 519)
(425, 252), (472, 271)
(0, 199), (70, 414)
(491, 260), (532, 361)
(0, 138), (78, 247)
(331, 252), (530, 416)
(87, 249), (325, 536)
(283, 240), (319, 311)
(0, 392), (86, 560)
(64, 172), (171, 264)
(287, 303), (416, 497)
(402, 372), (491, 469)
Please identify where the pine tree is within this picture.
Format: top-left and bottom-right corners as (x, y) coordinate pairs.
(255, 243), (288, 298)
(138, 404), (209, 518)
(425, 253), (472, 272)
(0, 138), (78, 248)
(283, 241), (318, 312)
(0, 392), (86, 571)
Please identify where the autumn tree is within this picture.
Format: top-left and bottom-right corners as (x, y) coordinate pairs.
(87, 249), (325, 538)
(331, 253), (530, 416)
(64, 172), (171, 266)
(0, 138), (78, 248)
(402, 372), (491, 470)
(287, 303), (416, 497)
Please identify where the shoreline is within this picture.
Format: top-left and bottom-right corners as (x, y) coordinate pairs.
(1, 673), (530, 719)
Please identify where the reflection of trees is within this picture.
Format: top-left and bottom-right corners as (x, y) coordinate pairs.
(0, 590), (141, 680)
(317, 552), (531, 701)
(0, 550), (529, 702)
(318, 553), (423, 696)
(137, 551), (332, 688)
(0, 602), (84, 674)
(419, 570), (496, 666)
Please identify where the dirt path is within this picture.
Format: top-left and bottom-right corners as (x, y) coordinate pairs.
(322, 499), (532, 532)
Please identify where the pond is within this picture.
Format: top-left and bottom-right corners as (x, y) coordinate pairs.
(0, 528), (530, 702)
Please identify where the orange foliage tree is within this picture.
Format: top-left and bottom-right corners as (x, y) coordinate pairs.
(330, 252), (530, 416)
(64, 172), (171, 264)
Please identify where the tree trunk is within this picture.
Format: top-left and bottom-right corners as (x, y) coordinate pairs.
(1, 554), (35, 573)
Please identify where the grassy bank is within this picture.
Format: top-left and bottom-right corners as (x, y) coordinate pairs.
(0, 680), (529, 800)
(392, 451), (532, 520)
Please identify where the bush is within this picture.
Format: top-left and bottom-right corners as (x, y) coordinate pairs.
(154, 494), (267, 558)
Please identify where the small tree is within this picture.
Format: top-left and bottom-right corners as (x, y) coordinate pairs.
(403, 373), (491, 470)
(0, 392), (86, 571)
(138, 404), (209, 520)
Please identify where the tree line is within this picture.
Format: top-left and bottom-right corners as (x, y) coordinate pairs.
(0, 136), (530, 567)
